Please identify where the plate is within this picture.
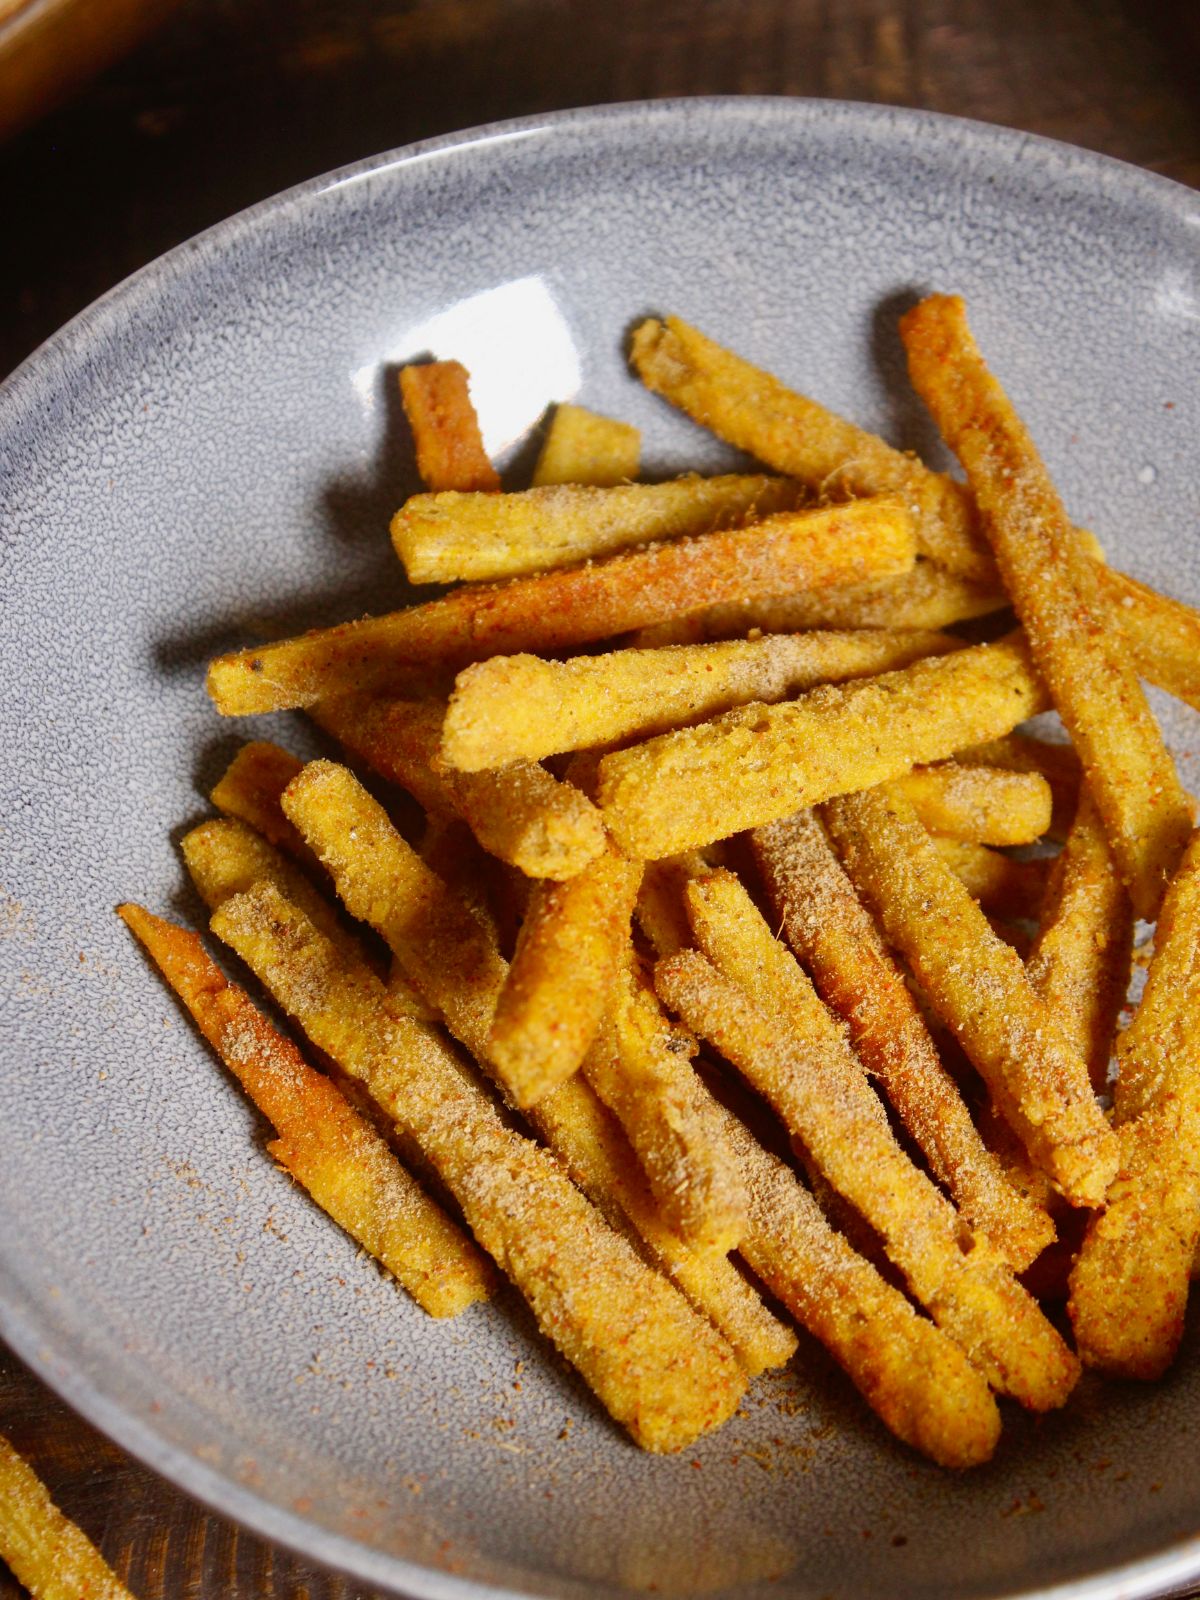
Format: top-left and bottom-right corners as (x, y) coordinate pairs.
(2, 98), (1200, 1600)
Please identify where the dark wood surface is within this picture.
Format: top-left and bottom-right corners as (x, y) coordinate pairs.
(3, 2), (1200, 1595)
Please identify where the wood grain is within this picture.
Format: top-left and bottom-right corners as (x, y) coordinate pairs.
(2, 0), (1198, 1594)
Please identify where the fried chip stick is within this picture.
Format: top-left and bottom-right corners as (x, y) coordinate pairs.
(822, 785), (1117, 1206)
(596, 633), (1049, 860)
(631, 562), (1005, 647)
(1026, 791), (1134, 1094)
(673, 870), (1077, 1410)
(929, 837), (1046, 921)
(209, 883), (746, 1450)
(489, 846), (644, 1101)
(210, 739), (312, 858)
(891, 762), (1052, 848)
(119, 903), (493, 1317)
(391, 474), (806, 583)
(276, 762), (792, 1370)
(752, 811), (1054, 1268)
(702, 1101), (1001, 1468)
(956, 733), (1081, 840)
(440, 629), (960, 771)
(630, 314), (995, 582)
(0, 1433), (137, 1600)
(1070, 832), (1200, 1378)
(582, 956), (747, 1252)
(532, 402), (640, 488)
(206, 496), (916, 714)
(398, 360), (501, 493)
(313, 694), (606, 881)
(900, 294), (1192, 920)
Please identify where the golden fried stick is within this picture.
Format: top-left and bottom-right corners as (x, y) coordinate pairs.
(488, 847), (643, 1102)
(1069, 831), (1200, 1377)
(635, 854), (708, 960)
(930, 837), (1046, 921)
(955, 733), (1080, 840)
(705, 1100), (1001, 1468)
(398, 359), (500, 493)
(440, 629), (960, 771)
(596, 632), (1048, 860)
(119, 903), (493, 1316)
(1099, 565), (1200, 714)
(211, 882), (745, 1450)
(0, 1433), (136, 1600)
(631, 314), (995, 582)
(752, 810), (1054, 1269)
(1026, 790), (1134, 1093)
(891, 761), (1053, 848)
(901, 294), (1191, 919)
(630, 561), (1004, 647)
(206, 497), (916, 714)
(314, 695), (606, 880)
(210, 740), (310, 858)
(278, 760), (788, 1369)
(582, 957), (748, 1252)
(532, 402), (640, 488)
(822, 784), (1117, 1206)
(391, 474), (805, 583)
(657, 926), (1078, 1411)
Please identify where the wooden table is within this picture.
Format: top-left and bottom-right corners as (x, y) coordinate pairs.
(2, 1), (1199, 1594)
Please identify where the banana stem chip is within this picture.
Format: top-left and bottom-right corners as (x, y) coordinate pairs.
(399, 359), (500, 493)
(532, 402), (640, 487)
(930, 836), (1046, 921)
(891, 761), (1053, 848)
(822, 784), (1117, 1206)
(0, 1433), (136, 1600)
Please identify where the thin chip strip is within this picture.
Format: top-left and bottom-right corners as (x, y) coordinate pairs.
(900, 294), (1192, 920)
(440, 629), (961, 771)
(399, 360), (501, 493)
(211, 740), (310, 857)
(391, 474), (805, 583)
(314, 696), (607, 880)
(705, 1100), (1002, 1468)
(1070, 831), (1200, 1377)
(930, 837), (1046, 921)
(630, 562), (1005, 647)
(488, 847), (644, 1104)
(205, 496), (916, 714)
(635, 854), (708, 960)
(582, 959), (748, 1252)
(0, 1433), (136, 1600)
(532, 402), (641, 487)
(596, 633), (1049, 861)
(752, 810), (1055, 1269)
(822, 784), (1117, 1206)
(118, 903), (493, 1317)
(278, 760), (789, 1368)
(1100, 565), (1200, 714)
(891, 761), (1052, 847)
(630, 314), (995, 582)
(1026, 791), (1134, 1094)
(656, 920), (1078, 1412)
(955, 734), (1080, 841)
(211, 879), (746, 1451)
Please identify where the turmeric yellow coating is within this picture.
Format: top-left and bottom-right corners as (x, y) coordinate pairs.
(930, 837), (1046, 921)
(891, 761), (1053, 847)
(955, 733), (1081, 840)
(205, 496), (915, 714)
(399, 359), (500, 493)
(488, 846), (644, 1104)
(752, 810), (1054, 1270)
(656, 918), (1078, 1412)
(210, 740), (310, 859)
(705, 1099), (1002, 1469)
(596, 633), (1049, 860)
(391, 473), (804, 583)
(211, 879), (746, 1452)
(315, 695), (607, 881)
(0, 1433), (136, 1600)
(440, 628), (959, 771)
(119, 903), (493, 1317)
(1026, 790), (1134, 1094)
(532, 402), (641, 487)
(822, 784), (1117, 1207)
(631, 314), (995, 582)
(901, 294), (1191, 920)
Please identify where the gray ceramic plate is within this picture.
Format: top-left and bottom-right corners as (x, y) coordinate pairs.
(2, 98), (1200, 1600)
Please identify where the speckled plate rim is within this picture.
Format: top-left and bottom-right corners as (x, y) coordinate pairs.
(3, 94), (1200, 1600)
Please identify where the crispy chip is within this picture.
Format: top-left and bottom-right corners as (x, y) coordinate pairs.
(399, 360), (500, 493)
(532, 402), (641, 487)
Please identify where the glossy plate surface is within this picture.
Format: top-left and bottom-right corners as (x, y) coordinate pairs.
(2, 98), (1200, 1600)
